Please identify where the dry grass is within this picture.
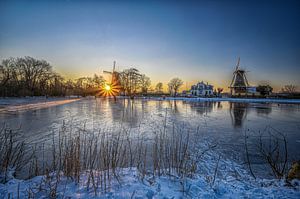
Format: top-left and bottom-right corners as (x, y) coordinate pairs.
(0, 125), (32, 183)
(0, 117), (200, 197)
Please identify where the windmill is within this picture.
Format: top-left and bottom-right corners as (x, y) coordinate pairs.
(103, 61), (120, 86)
(100, 61), (122, 98)
(229, 57), (250, 95)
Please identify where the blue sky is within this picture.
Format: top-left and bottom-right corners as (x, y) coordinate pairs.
(0, 0), (299, 91)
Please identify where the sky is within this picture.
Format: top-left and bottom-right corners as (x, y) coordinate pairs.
(0, 0), (300, 91)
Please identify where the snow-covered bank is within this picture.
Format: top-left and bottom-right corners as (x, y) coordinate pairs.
(117, 96), (300, 104)
(0, 97), (81, 113)
(1, 139), (299, 198)
(1, 167), (299, 198)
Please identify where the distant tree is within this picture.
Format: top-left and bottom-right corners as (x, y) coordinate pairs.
(0, 56), (57, 96)
(0, 56), (153, 97)
(50, 74), (65, 96)
(256, 85), (273, 96)
(282, 85), (297, 94)
(17, 57), (54, 95)
(65, 79), (75, 96)
(140, 74), (151, 95)
(119, 68), (142, 96)
(0, 58), (14, 96)
(0, 58), (13, 87)
(93, 74), (105, 88)
(168, 78), (183, 96)
(217, 88), (224, 96)
(155, 82), (163, 93)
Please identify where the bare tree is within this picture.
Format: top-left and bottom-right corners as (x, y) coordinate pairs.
(16, 57), (54, 95)
(140, 74), (151, 95)
(0, 57), (57, 96)
(119, 68), (142, 96)
(93, 74), (105, 88)
(155, 82), (163, 93)
(0, 58), (15, 96)
(168, 78), (183, 96)
(282, 85), (297, 94)
(256, 127), (288, 179)
(0, 58), (14, 87)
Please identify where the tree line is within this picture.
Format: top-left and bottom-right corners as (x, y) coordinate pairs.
(0, 56), (184, 97)
(3, 56), (295, 98)
(0, 57), (106, 97)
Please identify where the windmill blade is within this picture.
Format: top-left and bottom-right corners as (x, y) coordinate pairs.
(235, 57), (240, 71)
(103, 71), (112, 74)
(244, 75), (250, 87)
(230, 74), (236, 87)
(113, 61), (116, 72)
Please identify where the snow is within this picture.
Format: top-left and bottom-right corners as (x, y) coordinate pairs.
(0, 97), (81, 113)
(122, 96), (300, 104)
(1, 147), (299, 198)
(1, 168), (299, 198)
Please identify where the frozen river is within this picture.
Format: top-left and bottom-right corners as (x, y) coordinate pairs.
(1, 98), (300, 177)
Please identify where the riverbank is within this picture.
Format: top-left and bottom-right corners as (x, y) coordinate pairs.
(116, 96), (300, 104)
(1, 157), (299, 198)
(0, 97), (81, 113)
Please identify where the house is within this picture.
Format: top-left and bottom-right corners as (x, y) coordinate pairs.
(190, 81), (214, 96)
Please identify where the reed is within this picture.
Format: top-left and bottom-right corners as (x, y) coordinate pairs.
(0, 124), (32, 183)
(1, 120), (199, 196)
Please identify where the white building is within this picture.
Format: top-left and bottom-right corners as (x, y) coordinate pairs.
(190, 81), (214, 96)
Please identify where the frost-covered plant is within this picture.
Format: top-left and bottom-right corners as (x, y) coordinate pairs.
(245, 126), (289, 179)
(0, 125), (30, 183)
(257, 127), (288, 179)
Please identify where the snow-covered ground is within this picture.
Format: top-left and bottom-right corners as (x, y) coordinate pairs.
(1, 144), (299, 198)
(0, 97), (81, 113)
(1, 166), (299, 198)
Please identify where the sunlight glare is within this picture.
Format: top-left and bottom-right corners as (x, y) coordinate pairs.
(105, 84), (111, 91)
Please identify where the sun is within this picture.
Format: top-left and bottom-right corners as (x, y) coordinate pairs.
(98, 82), (121, 98)
(105, 84), (111, 91)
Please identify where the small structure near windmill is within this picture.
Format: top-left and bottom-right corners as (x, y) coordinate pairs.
(229, 58), (253, 95)
(190, 81), (214, 97)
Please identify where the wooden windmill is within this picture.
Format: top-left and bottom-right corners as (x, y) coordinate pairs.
(103, 61), (120, 86)
(101, 61), (122, 98)
(229, 57), (250, 95)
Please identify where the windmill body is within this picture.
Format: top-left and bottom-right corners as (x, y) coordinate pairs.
(229, 58), (251, 95)
(103, 61), (121, 86)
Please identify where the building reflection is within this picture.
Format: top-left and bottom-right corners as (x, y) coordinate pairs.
(229, 102), (248, 127)
(217, 101), (223, 109)
(184, 101), (214, 115)
(106, 99), (274, 129)
(229, 102), (273, 127)
(255, 104), (272, 115)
